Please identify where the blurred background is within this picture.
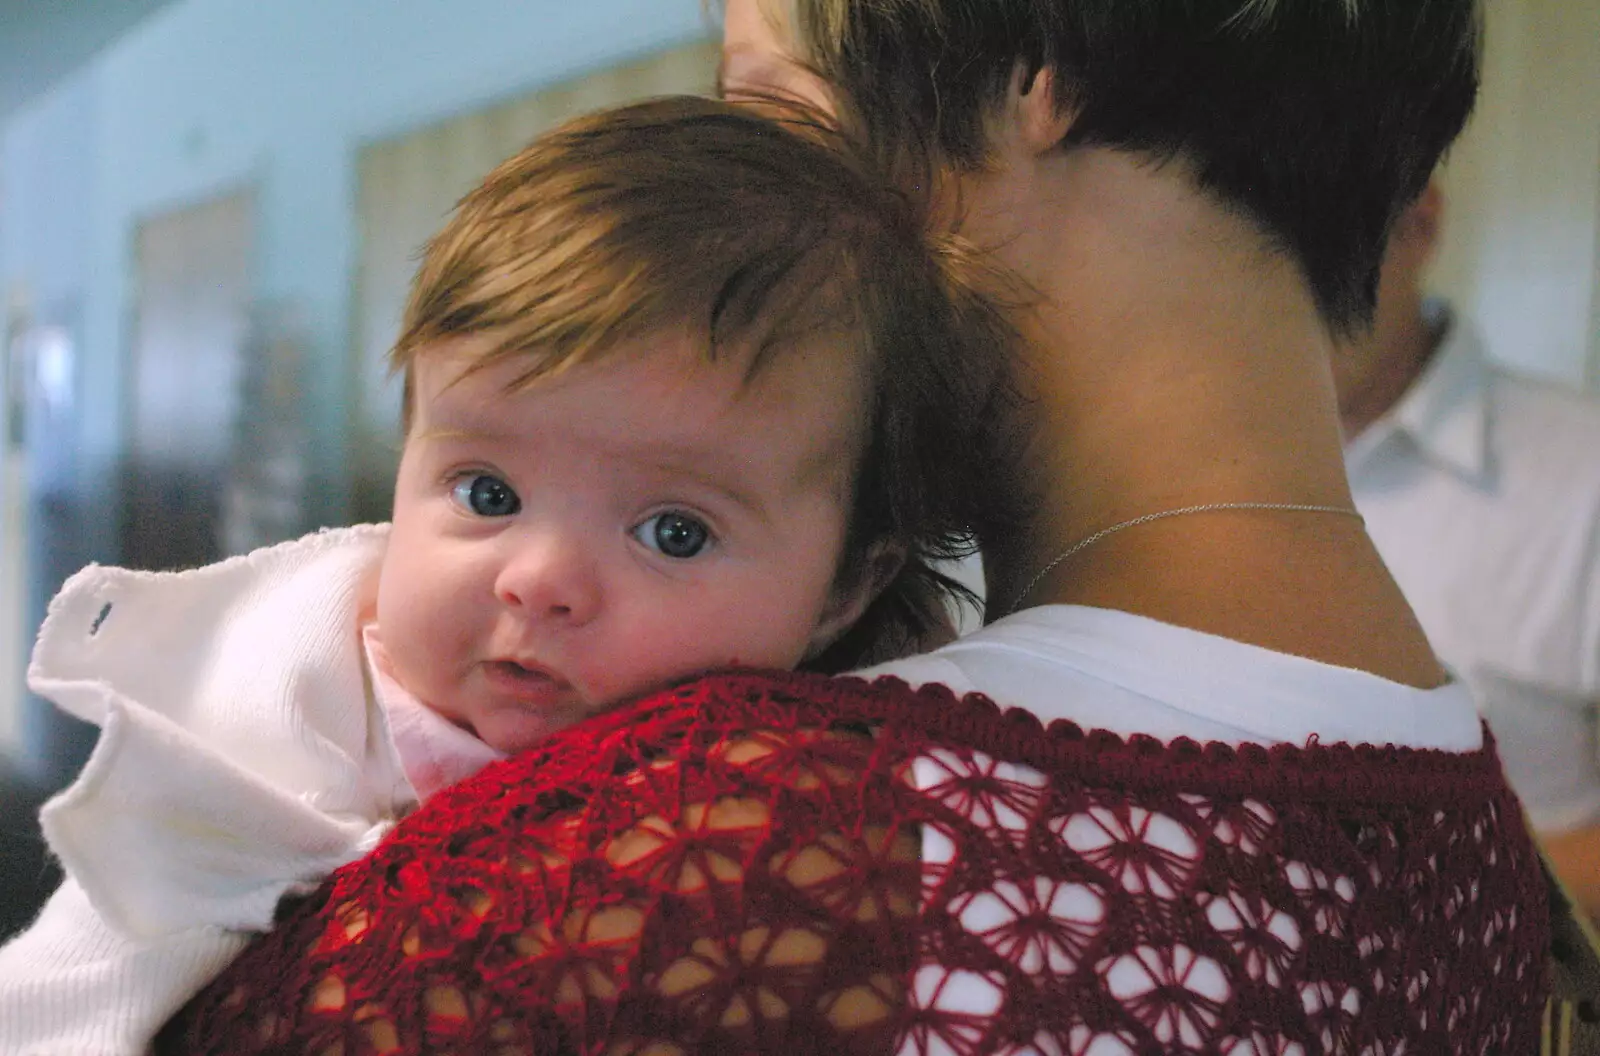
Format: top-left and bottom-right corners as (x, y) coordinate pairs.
(0, 0), (1594, 796)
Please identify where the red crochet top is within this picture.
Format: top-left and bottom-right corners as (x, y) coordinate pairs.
(161, 670), (1549, 1055)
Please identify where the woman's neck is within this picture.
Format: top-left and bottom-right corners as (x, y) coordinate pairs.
(981, 150), (1442, 686)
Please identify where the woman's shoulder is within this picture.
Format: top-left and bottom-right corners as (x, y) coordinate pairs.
(163, 668), (934, 1053)
(164, 667), (1550, 1055)
(447, 665), (1513, 822)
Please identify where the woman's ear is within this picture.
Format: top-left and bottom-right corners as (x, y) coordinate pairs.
(805, 540), (907, 660)
(1401, 179), (1445, 263)
(1009, 63), (1073, 156)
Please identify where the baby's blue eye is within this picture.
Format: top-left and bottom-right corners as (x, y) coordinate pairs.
(634, 512), (712, 559)
(452, 474), (521, 517)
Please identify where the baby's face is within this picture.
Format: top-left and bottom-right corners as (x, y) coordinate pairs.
(376, 330), (872, 754)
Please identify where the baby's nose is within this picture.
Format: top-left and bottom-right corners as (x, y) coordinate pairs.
(492, 532), (601, 623)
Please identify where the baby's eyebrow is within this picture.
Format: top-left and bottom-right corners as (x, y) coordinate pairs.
(410, 425), (506, 445)
(409, 390), (518, 444)
(639, 452), (771, 522)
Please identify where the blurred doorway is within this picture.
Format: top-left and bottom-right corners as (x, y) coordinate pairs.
(0, 298), (25, 754)
(124, 190), (254, 571)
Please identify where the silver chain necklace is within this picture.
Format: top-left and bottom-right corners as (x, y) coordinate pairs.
(1003, 501), (1365, 616)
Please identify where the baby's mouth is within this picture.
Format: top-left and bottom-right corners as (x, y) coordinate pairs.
(482, 659), (575, 698)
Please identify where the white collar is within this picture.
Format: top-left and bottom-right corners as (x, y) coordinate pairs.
(1349, 300), (1492, 481)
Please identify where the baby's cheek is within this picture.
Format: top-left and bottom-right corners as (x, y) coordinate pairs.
(602, 615), (791, 698)
(704, 611), (818, 673)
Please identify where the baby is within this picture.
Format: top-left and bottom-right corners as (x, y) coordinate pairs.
(0, 96), (1015, 1054)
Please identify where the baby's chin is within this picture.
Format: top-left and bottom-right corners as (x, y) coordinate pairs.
(466, 666), (752, 754)
(468, 701), (597, 756)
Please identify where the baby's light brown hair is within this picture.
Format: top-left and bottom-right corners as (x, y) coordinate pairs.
(392, 94), (1021, 671)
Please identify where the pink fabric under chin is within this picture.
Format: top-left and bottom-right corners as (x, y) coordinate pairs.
(361, 623), (505, 802)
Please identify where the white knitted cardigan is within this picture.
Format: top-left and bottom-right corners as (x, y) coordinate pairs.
(0, 526), (413, 1056)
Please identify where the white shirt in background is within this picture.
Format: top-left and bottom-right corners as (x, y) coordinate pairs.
(1346, 301), (1600, 833)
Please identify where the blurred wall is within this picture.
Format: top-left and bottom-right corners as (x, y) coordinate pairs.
(1, 0), (709, 539)
(1432, 0), (1600, 389)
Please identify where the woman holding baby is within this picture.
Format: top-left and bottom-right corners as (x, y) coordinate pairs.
(161, 0), (1562, 1052)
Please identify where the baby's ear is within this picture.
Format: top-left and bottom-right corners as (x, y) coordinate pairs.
(1008, 62), (1074, 156)
(805, 540), (907, 659)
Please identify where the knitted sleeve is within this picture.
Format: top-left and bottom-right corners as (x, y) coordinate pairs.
(161, 673), (923, 1055)
(161, 670), (1551, 1055)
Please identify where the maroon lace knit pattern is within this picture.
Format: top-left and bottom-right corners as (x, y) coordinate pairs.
(162, 670), (1549, 1055)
